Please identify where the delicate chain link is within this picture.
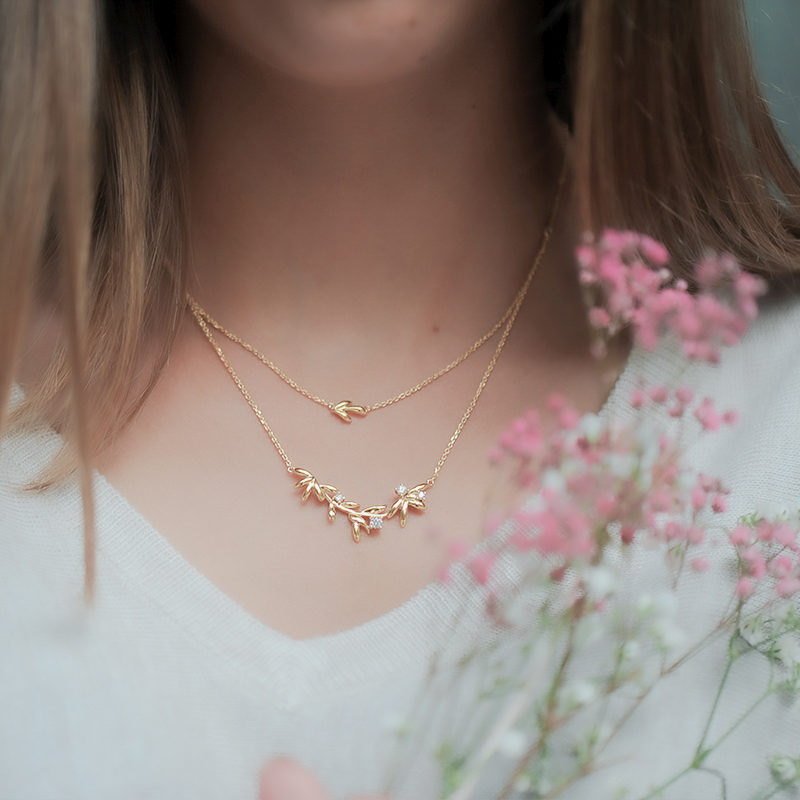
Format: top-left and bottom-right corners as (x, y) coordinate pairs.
(192, 312), (295, 470)
(190, 266), (518, 414)
(426, 220), (556, 486)
(190, 166), (565, 493)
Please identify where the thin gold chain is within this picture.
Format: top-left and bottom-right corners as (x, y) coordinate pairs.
(192, 312), (295, 469)
(189, 253), (527, 417)
(427, 219), (554, 485)
(189, 169), (564, 537)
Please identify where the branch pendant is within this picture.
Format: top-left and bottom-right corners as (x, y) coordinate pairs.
(291, 468), (428, 542)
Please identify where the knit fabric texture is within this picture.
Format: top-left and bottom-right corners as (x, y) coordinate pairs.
(3, 293), (800, 799)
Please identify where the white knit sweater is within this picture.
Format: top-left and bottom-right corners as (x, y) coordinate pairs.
(3, 293), (800, 800)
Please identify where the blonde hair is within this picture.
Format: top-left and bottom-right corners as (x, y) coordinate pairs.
(2, 0), (800, 596)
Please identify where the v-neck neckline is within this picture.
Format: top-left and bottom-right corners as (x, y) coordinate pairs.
(5, 342), (685, 707)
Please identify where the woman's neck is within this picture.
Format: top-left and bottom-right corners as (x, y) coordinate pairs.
(182, 2), (563, 355)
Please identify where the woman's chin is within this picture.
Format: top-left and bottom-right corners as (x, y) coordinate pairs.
(188, 0), (500, 88)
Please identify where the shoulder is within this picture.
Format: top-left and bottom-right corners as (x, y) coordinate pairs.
(680, 288), (800, 513)
(0, 416), (86, 601)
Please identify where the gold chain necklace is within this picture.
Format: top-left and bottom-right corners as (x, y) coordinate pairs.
(189, 286), (516, 422)
(190, 180), (563, 541)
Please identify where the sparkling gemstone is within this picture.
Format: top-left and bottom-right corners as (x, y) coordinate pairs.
(416, 491), (426, 501)
(395, 484), (408, 497)
(369, 516), (383, 529)
(334, 493), (344, 503)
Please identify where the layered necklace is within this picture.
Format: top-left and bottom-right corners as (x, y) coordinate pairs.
(189, 180), (563, 542)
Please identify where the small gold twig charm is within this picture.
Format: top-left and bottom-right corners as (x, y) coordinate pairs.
(291, 468), (427, 541)
(330, 401), (369, 423)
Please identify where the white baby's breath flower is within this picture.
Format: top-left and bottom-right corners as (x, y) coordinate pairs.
(585, 565), (618, 601)
(772, 601), (795, 628)
(620, 639), (641, 663)
(635, 594), (656, 618)
(520, 493), (545, 513)
(770, 755), (799, 784)
(636, 423), (661, 472)
(579, 413), (603, 442)
(774, 635), (800, 667)
(498, 728), (528, 759)
(607, 453), (638, 479)
(501, 594), (528, 628)
(781, 666), (800, 694)
(754, 500), (787, 521)
(637, 591), (678, 621)
(541, 468), (566, 494)
(651, 620), (686, 653)
(740, 616), (766, 647)
(561, 679), (597, 710)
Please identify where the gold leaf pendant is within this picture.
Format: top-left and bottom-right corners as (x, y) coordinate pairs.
(330, 401), (369, 423)
(291, 468), (428, 542)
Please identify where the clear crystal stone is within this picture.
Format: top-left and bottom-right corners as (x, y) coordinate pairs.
(417, 491), (426, 501)
(334, 493), (344, 503)
(369, 516), (383, 529)
(395, 484), (408, 497)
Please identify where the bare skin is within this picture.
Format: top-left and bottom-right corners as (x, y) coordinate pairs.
(25, 0), (628, 641)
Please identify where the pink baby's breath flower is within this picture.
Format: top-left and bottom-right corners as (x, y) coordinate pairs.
(483, 512), (504, 537)
(578, 231), (764, 365)
(691, 557), (710, 573)
(771, 554), (794, 579)
(449, 539), (470, 560)
(774, 523), (798, 549)
(730, 526), (752, 546)
(722, 410), (739, 427)
(668, 402), (686, 419)
(675, 386), (694, 404)
(467, 552), (497, 586)
(638, 235), (670, 265)
(558, 407), (581, 430)
(595, 492), (617, 517)
(741, 546), (767, 580)
(437, 539), (471, 584)
(711, 495), (728, 514)
(777, 576), (800, 598)
(630, 388), (648, 409)
(694, 399), (722, 432)
(648, 386), (669, 404)
(736, 577), (754, 599)
(588, 307), (611, 328)
(686, 526), (705, 545)
(757, 521), (775, 542)
(691, 486), (707, 511)
(620, 524), (636, 545)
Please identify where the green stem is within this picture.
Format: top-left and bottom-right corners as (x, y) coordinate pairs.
(752, 779), (796, 800)
(495, 612), (583, 800)
(706, 686), (774, 755)
(635, 686), (775, 800)
(693, 646), (736, 761)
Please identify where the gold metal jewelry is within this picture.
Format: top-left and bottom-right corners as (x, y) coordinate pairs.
(190, 270), (518, 423)
(190, 174), (564, 541)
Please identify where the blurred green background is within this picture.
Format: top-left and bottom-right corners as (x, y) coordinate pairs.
(746, 0), (800, 159)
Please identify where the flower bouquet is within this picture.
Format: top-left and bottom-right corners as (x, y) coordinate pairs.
(382, 231), (800, 800)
